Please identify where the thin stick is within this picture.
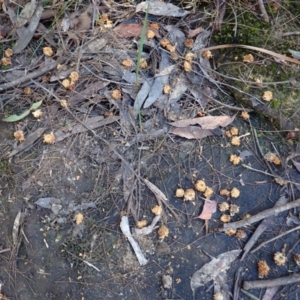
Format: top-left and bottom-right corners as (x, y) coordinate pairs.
(0, 60), (60, 91)
(257, 0), (269, 23)
(250, 224), (300, 254)
(219, 198), (300, 231)
(242, 164), (300, 186)
(200, 44), (300, 65)
(240, 289), (260, 300)
(243, 274), (300, 290)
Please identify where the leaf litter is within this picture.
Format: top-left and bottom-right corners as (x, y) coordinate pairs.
(1, 0), (300, 299)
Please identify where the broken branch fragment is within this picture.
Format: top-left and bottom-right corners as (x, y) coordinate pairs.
(120, 216), (148, 266)
(244, 273), (300, 290)
(220, 198), (300, 231)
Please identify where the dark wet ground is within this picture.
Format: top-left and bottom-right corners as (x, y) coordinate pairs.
(0, 115), (300, 300)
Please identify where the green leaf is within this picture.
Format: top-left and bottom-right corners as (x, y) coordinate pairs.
(2, 109), (31, 122)
(2, 100), (43, 122)
(31, 100), (43, 110)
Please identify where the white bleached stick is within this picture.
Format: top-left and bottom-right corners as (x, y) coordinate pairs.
(120, 216), (148, 266)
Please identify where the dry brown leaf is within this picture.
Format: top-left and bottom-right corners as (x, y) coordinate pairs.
(191, 249), (241, 295)
(169, 115), (235, 130)
(74, 6), (92, 31)
(114, 23), (143, 38)
(188, 26), (204, 38)
(170, 126), (214, 139)
(195, 200), (217, 220)
(14, 130), (25, 142)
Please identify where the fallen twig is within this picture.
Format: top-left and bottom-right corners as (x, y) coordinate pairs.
(240, 289), (260, 300)
(241, 195), (288, 260)
(262, 287), (279, 300)
(120, 216), (148, 266)
(242, 164), (300, 186)
(144, 178), (180, 221)
(250, 224), (300, 254)
(257, 0), (269, 23)
(243, 273), (300, 290)
(134, 214), (161, 236)
(200, 44), (300, 65)
(0, 60), (60, 92)
(233, 267), (243, 300)
(219, 198), (300, 231)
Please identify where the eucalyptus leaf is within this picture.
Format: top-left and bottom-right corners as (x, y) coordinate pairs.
(2, 109), (31, 122)
(3, 100), (43, 122)
(31, 100), (43, 110)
